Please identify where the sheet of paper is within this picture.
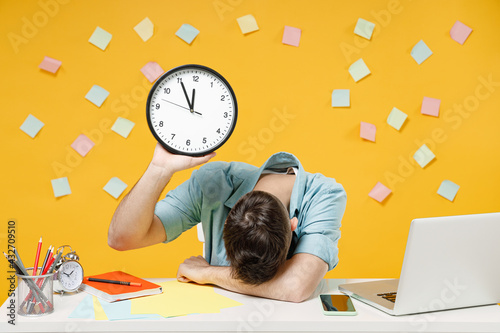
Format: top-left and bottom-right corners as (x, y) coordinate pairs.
(97, 298), (162, 321)
(20, 114), (44, 138)
(354, 18), (375, 40)
(421, 96), (440, 117)
(331, 89), (350, 107)
(130, 280), (242, 318)
(51, 177), (71, 198)
(71, 134), (95, 157)
(349, 59), (371, 82)
(69, 294), (95, 319)
(175, 24), (199, 44)
(141, 62), (164, 83)
(360, 121), (376, 142)
(411, 40), (432, 65)
(437, 180), (460, 202)
(387, 107), (407, 130)
(93, 296), (108, 320)
(111, 117), (135, 138)
(282, 25), (301, 47)
(103, 177), (128, 199)
(368, 182), (392, 203)
(450, 20), (472, 45)
(89, 26), (112, 51)
(134, 17), (154, 42)
(413, 144), (435, 168)
(85, 85), (110, 107)
(39, 56), (62, 73)
(237, 14), (259, 34)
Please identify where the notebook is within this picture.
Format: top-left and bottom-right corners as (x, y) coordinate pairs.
(80, 271), (162, 302)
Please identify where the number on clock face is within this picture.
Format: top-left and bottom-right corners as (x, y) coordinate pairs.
(146, 65), (237, 156)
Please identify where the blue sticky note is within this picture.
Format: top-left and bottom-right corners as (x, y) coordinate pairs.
(20, 114), (44, 138)
(111, 117), (135, 138)
(103, 177), (127, 199)
(411, 40), (433, 65)
(51, 177), (71, 198)
(85, 85), (109, 107)
(89, 26), (112, 51)
(69, 295), (95, 319)
(97, 298), (162, 321)
(332, 89), (350, 107)
(175, 24), (199, 44)
(437, 180), (460, 202)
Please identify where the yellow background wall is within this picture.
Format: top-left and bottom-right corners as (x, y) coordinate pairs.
(1, 0), (499, 304)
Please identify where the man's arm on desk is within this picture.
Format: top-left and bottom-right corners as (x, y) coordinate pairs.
(177, 253), (327, 303)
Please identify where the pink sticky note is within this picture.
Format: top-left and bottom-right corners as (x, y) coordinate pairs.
(141, 62), (164, 83)
(450, 21), (472, 45)
(71, 134), (95, 157)
(360, 122), (376, 142)
(421, 97), (441, 117)
(369, 182), (392, 203)
(39, 56), (62, 73)
(282, 26), (301, 47)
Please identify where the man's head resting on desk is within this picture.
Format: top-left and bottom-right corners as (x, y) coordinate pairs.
(223, 190), (298, 285)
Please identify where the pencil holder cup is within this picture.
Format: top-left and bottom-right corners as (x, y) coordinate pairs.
(16, 268), (55, 316)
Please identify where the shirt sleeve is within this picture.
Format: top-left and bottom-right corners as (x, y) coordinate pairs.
(294, 183), (347, 271)
(154, 170), (202, 243)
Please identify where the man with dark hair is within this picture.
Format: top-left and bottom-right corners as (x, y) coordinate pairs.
(108, 144), (346, 302)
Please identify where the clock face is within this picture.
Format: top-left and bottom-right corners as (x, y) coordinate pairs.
(58, 261), (84, 292)
(146, 64), (238, 156)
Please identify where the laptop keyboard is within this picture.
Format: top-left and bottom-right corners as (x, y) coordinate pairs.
(377, 292), (397, 303)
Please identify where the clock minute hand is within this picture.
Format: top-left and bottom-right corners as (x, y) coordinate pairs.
(180, 81), (193, 111)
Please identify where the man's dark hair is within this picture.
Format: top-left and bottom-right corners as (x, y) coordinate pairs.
(223, 190), (291, 285)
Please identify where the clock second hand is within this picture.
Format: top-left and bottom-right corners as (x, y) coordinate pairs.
(162, 99), (202, 115)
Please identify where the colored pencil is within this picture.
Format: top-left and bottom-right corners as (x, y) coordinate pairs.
(87, 277), (142, 287)
(32, 237), (43, 275)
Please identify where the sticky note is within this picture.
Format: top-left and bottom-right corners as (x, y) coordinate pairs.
(450, 21), (472, 45)
(387, 107), (408, 130)
(354, 18), (375, 40)
(369, 182), (392, 203)
(134, 17), (154, 42)
(69, 295), (95, 319)
(349, 59), (371, 82)
(85, 85), (109, 107)
(20, 114), (44, 138)
(421, 97), (441, 117)
(411, 40), (432, 65)
(437, 180), (460, 202)
(111, 117), (135, 138)
(97, 298), (162, 321)
(71, 134), (95, 157)
(237, 14), (259, 34)
(175, 24), (199, 44)
(39, 56), (62, 74)
(88, 26), (112, 51)
(141, 62), (164, 83)
(360, 122), (376, 142)
(332, 89), (350, 107)
(282, 26), (301, 47)
(103, 177), (127, 199)
(413, 144), (435, 168)
(51, 177), (71, 198)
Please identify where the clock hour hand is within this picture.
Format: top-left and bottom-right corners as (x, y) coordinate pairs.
(191, 89), (196, 113)
(162, 99), (202, 115)
(180, 81), (193, 112)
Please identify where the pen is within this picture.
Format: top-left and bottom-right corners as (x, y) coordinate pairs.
(33, 237), (43, 275)
(87, 277), (142, 287)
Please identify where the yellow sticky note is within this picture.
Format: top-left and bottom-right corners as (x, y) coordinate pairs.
(237, 14), (259, 34)
(134, 17), (154, 42)
(93, 296), (108, 320)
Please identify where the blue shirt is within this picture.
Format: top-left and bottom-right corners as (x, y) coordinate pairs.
(155, 152), (347, 271)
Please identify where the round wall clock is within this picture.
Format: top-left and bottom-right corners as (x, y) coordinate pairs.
(146, 64), (238, 156)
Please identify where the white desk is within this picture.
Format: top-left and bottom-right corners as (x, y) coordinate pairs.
(1, 279), (499, 333)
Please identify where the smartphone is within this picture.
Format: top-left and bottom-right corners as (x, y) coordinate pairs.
(319, 294), (357, 316)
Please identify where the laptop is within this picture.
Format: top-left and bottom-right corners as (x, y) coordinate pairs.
(339, 212), (500, 316)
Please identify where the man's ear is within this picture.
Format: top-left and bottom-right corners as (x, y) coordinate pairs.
(290, 217), (298, 232)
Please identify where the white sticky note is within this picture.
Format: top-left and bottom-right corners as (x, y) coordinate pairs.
(332, 89), (350, 107)
(175, 24), (199, 44)
(141, 62), (164, 83)
(354, 18), (375, 40)
(282, 26), (301, 47)
(450, 21), (472, 45)
(89, 27), (112, 51)
(360, 122), (376, 142)
(39, 56), (62, 74)
(413, 144), (435, 168)
(421, 97), (441, 117)
(85, 85), (110, 107)
(111, 117), (135, 138)
(103, 177), (128, 199)
(437, 180), (460, 202)
(71, 134), (95, 157)
(387, 107), (408, 131)
(51, 177), (71, 198)
(20, 114), (44, 138)
(369, 182), (392, 203)
(134, 17), (154, 42)
(237, 14), (259, 34)
(411, 40), (432, 65)
(349, 59), (371, 82)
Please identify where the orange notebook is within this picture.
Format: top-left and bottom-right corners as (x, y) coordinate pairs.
(81, 271), (162, 302)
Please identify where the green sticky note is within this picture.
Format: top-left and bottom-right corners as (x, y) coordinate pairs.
(89, 26), (112, 51)
(349, 58), (371, 82)
(85, 85), (109, 107)
(103, 177), (127, 199)
(20, 114), (44, 138)
(387, 107), (408, 130)
(413, 144), (435, 168)
(175, 24), (199, 44)
(111, 117), (135, 138)
(51, 177), (71, 198)
(354, 18), (375, 40)
(437, 180), (460, 202)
